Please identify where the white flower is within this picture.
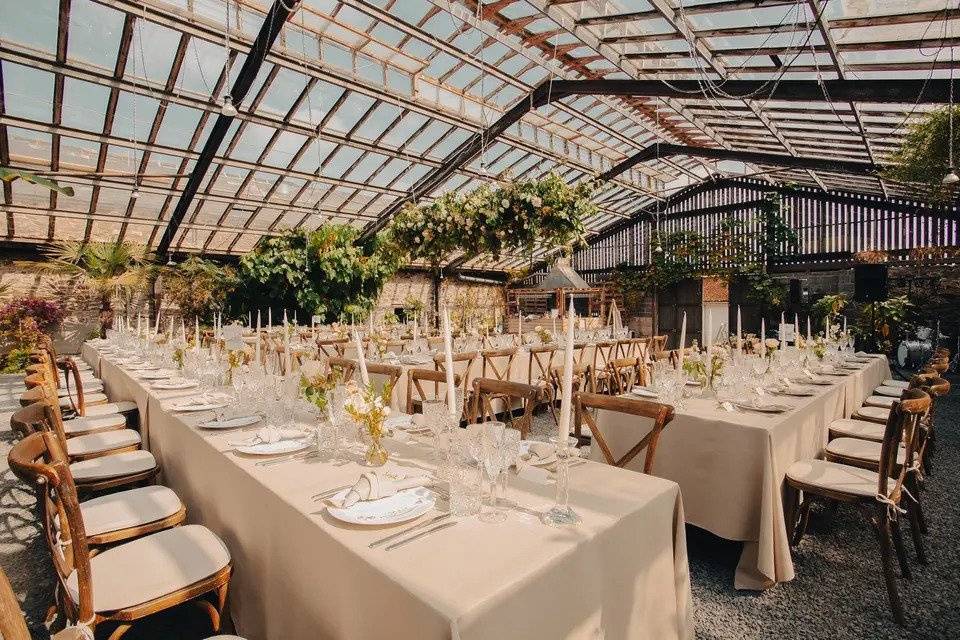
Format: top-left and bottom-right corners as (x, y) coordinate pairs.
(765, 338), (780, 349)
(531, 196), (542, 207)
(501, 199), (509, 208)
(383, 406), (391, 416)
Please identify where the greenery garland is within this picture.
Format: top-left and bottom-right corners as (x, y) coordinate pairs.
(388, 172), (593, 264)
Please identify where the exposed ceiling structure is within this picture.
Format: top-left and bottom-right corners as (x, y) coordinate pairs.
(1, 0), (958, 271)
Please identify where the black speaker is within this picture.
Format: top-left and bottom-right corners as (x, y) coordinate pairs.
(789, 279), (802, 305)
(854, 264), (888, 302)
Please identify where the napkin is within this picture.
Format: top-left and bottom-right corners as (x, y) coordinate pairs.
(328, 471), (431, 508)
(228, 427), (300, 447)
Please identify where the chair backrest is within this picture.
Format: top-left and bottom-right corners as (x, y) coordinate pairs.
(426, 336), (445, 351)
(592, 341), (617, 372)
(316, 337), (349, 360)
(406, 368), (461, 414)
(876, 390), (929, 506)
(651, 335), (668, 359)
(481, 347), (516, 382)
(365, 362), (402, 397)
(469, 378), (541, 439)
(326, 357), (356, 381)
(59, 358), (88, 416)
(0, 564), (31, 640)
(574, 391), (675, 473)
(526, 345), (556, 385)
(433, 351), (478, 401)
(607, 357), (643, 394)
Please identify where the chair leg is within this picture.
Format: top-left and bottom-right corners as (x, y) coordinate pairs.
(877, 517), (906, 625)
(107, 623), (132, 640)
(907, 474), (928, 536)
(791, 496), (812, 547)
(889, 519), (912, 579)
(905, 497), (928, 565)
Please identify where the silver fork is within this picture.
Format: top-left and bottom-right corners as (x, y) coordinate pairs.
(256, 449), (319, 467)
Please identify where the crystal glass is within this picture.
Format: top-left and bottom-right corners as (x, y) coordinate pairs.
(498, 429), (521, 507)
(478, 421), (506, 523)
(448, 431), (482, 517)
(541, 436), (581, 526)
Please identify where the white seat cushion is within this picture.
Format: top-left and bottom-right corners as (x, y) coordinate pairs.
(63, 413), (127, 436)
(826, 437), (904, 466)
(863, 395), (896, 408)
(65, 525), (230, 612)
(786, 459), (882, 498)
(853, 405), (890, 423)
(58, 382), (103, 397)
(873, 385), (903, 398)
(70, 450), (156, 481)
(882, 379), (910, 389)
(66, 429), (141, 457)
(60, 392), (108, 409)
(83, 401), (138, 417)
(828, 418), (885, 442)
(79, 486), (183, 537)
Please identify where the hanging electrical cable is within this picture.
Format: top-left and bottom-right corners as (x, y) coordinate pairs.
(221, 0), (238, 117)
(944, 9), (959, 185)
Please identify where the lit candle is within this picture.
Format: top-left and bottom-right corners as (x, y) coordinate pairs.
(442, 306), (457, 419)
(558, 295), (576, 441)
(354, 328), (369, 386)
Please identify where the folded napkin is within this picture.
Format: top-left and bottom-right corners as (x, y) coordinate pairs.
(521, 441), (554, 463)
(328, 471), (431, 508)
(229, 426), (301, 447)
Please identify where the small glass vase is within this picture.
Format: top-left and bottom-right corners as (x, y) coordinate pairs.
(542, 436), (581, 526)
(362, 423), (389, 467)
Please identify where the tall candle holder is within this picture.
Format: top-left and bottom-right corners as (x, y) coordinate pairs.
(542, 436), (581, 526)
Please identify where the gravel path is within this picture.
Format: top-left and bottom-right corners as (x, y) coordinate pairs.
(2, 372), (958, 639)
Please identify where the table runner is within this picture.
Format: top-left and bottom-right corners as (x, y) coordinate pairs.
(592, 356), (890, 590)
(83, 344), (694, 640)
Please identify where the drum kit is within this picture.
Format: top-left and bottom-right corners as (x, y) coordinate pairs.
(896, 322), (952, 369)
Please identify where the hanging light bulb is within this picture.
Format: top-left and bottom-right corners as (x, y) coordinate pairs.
(166, 256), (176, 266)
(221, 95), (238, 117)
(943, 168), (960, 185)
(130, 185), (140, 199)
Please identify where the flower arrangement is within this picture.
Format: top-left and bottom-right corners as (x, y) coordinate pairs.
(389, 173), (592, 265)
(343, 380), (393, 466)
(812, 337), (827, 360)
(226, 348), (250, 383)
(795, 334), (807, 350)
(172, 347), (186, 370)
(764, 338), (780, 359)
(300, 370), (340, 413)
(534, 325), (553, 344)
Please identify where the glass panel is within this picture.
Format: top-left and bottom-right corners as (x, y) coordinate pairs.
(2, 62), (54, 123)
(68, 0), (125, 70)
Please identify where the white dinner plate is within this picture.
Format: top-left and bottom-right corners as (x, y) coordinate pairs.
(519, 440), (557, 467)
(326, 487), (435, 526)
(774, 387), (815, 397)
(170, 398), (228, 412)
(152, 379), (199, 390)
(138, 370), (174, 380)
(733, 401), (790, 414)
(198, 415), (261, 430)
(235, 439), (311, 456)
(630, 386), (658, 399)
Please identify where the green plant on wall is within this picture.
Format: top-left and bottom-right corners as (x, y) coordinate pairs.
(163, 257), (238, 323)
(882, 106), (960, 202)
(853, 295), (914, 354)
(810, 293), (848, 327)
(0, 167), (74, 196)
(229, 225), (402, 323)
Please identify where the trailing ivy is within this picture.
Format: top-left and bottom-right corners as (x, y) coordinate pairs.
(882, 106), (960, 202)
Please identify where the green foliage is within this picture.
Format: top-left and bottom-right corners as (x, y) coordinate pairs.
(810, 294), (848, 326)
(882, 106), (960, 202)
(853, 295), (913, 354)
(0, 167), (74, 196)
(389, 172), (592, 264)
(229, 226), (402, 323)
(0, 346), (31, 374)
(163, 257), (237, 323)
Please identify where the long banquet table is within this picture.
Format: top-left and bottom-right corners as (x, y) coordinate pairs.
(590, 355), (890, 590)
(82, 342), (694, 640)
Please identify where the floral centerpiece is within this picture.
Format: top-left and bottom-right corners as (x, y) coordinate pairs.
(300, 370), (340, 413)
(343, 380), (394, 466)
(812, 336), (827, 360)
(226, 349), (250, 383)
(684, 346), (726, 394)
(534, 325), (553, 344)
(172, 347), (186, 370)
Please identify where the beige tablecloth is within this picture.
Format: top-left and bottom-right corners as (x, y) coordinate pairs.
(84, 344), (694, 640)
(592, 356), (890, 590)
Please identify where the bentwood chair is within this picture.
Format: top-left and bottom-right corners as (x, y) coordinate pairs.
(405, 368), (461, 415)
(11, 402), (159, 496)
(573, 392), (675, 473)
(0, 564), (92, 640)
(325, 357), (357, 382)
(469, 378), (541, 439)
(364, 362), (403, 397)
(785, 390), (931, 625)
(29, 432), (233, 640)
(606, 357), (645, 395)
(8, 429), (185, 549)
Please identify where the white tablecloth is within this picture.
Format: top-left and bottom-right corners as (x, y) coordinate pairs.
(83, 343), (694, 640)
(592, 356), (890, 590)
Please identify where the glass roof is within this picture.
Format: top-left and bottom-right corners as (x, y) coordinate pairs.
(1, 0), (957, 269)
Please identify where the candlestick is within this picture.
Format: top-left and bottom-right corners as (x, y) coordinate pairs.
(794, 313), (799, 345)
(736, 305), (742, 353)
(442, 306), (457, 420)
(353, 328), (369, 386)
(807, 316), (811, 343)
(760, 318), (767, 357)
(255, 312), (261, 367)
(677, 311), (687, 372)
(558, 295), (575, 442)
(268, 308), (272, 332)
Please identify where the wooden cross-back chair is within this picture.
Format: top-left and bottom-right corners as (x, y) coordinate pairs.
(589, 341), (618, 393)
(786, 390), (930, 625)
(469, 378), (541, 439)
(526, 345), (558, 422)
(426, 336), (445, 351)
(650, 335), (668, 360)
(406, 368), (462, 414)
(480, 347), (516, 383)
(606, 357), (648, 394)
(364, 362), (403, 397)
(325, 357), (357, 382)
(548, 362), (590, 417)
(21, 431), (233, 640)
(8, 430), (185, 549)
(574, 392), (675, 473)
(316, 337), (349, 360)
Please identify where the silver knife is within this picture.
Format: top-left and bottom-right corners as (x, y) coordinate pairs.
(369, 513), (450, 549)
(384, 520), (458, 551)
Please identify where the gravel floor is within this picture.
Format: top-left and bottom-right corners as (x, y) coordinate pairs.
(2, 371), (958, 639)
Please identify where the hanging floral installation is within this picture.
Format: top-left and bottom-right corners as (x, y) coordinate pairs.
(387, 172), (594, 264)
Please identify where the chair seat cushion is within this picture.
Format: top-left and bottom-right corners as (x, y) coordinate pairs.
(59, 392), (108, 409)
(70, 450), (156, 481)
(882, 379), (910, 389)
(826, 437), (904, 465)
(65, 525), (230, 612)
(66, 429), (141, 457)
(873, 385), (903, 398)
(828, 418), (885, 442)
(58, 382), (103, 397)
(78, 486), (183, 537)
(63, 413), (127, 436)
(853, 405), (890, 423)
(863, 395), (897, 408)
(83, 401), (138, 417)
(786, 459), (882, 498)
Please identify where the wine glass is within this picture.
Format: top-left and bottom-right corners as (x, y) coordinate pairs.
(478, 421), (506, 523)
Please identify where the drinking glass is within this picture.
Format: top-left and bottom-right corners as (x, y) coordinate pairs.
(478, 421), (506, 524)
(498, 429), (521, 507)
